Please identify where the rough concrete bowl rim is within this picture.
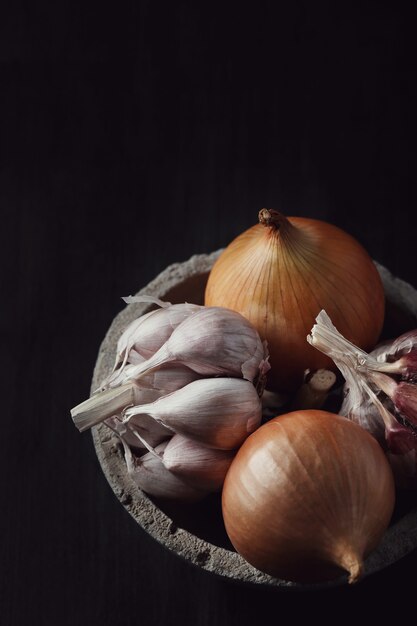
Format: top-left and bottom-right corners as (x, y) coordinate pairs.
(90, 250), (417, 590)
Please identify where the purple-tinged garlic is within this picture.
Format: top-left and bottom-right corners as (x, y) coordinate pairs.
(308, 310), (417, 487)
(123, 377), (263, 450)
(367, 371), (417, 428)
(122, 306), (270, 385)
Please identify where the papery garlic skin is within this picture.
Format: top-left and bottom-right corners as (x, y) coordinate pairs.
(123, 377), (263, 450)
(105, 415), (171, 450)
(104, 416), (144, 450)
(339, 380), (387, 444)
(105, 362), (201, 393)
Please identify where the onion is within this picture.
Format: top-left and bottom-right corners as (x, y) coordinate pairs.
(205, 209), (385, 391)
(222, 410), (395, 584)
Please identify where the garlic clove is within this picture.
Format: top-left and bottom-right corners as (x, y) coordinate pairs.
(111, 309), (156, 373)
(121, 439), (208, 501)
(394, 382), (417, 425)
(120, 302), (201, 360)
(123, 377), (263, 450)
(122, 306), (269, 385)
(103, 300), (202, 389)
(128, 416), (173, 448)
(162, 434), (235, 491)
(386, 418), (417, 454)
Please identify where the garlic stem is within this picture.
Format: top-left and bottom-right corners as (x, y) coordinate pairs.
(71, 383), (137, 432)
(307, 311), (370, 374)
(291, 369), (336, 410)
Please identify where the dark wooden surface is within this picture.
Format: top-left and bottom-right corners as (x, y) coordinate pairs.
(2, 3), (417, 624)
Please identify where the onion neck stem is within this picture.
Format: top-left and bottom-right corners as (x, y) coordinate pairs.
(258, 209), (293, 232)
(338, 550), (364, 584)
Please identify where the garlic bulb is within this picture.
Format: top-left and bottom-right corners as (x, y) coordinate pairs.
(205, 209), (385, 391)
(71, 298), (269, 501)
(308, 310), (417, 487)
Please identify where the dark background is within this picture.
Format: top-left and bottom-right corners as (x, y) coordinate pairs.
(2, 2), (417, 624)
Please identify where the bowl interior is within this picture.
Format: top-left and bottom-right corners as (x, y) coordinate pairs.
(91, 252), (417, 589)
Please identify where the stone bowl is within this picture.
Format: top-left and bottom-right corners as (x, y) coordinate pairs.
(91, 250), (417, 590)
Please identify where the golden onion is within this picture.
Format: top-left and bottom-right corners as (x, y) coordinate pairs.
(222, 410), (395, 584)
(205, 209), (385, 391)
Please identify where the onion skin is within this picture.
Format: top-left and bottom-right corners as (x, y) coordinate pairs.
(205, 210), (385, 391)
(221, 410), (395, 584)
